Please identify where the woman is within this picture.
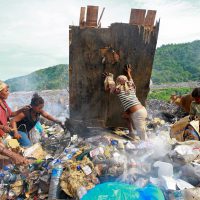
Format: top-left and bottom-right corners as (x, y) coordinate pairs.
(0, 80), (30, 136)
(0, 80), (29, 165)
(103, 65), (148, 140)
(11, 93), (63, 147)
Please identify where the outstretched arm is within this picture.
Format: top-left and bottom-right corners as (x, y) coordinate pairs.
(40, 110), (62, 125)
(124, 65), (136, 89)
(124, 64), (133, 81)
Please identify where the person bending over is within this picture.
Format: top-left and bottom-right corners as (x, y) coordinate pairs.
(11, 93), (63, 147)
(103, 65), (148, 140)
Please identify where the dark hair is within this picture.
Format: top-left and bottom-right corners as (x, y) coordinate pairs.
(191, 88), (200, 98)
(31, 93), (44, 106)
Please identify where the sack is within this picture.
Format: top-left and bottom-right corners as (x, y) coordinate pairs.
(29, 122), (43, 144)
(171, 116), (200, 141)
(183, 120), (199, 141)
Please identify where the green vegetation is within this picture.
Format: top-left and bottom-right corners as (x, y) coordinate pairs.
(152, 40), (200, 84)
(6, 64), (68, 92)
(148, 87), (192, 101)
(5, 40), (200, 92)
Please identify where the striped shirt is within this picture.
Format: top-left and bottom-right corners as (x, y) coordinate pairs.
(117, 89), (140, 111)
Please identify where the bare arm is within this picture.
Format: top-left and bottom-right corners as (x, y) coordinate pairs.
(0, 143), (29, 165)
(40, 110), (61, 124)
(11, 105), (31, 117)
(10, 112), (25, 139)
(125, 64), (133, 81)
(124, 65), (136, 90)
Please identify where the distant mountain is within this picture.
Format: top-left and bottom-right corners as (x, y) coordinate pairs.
(152, 40), (200, 84)
(6, 64), (68, 92)
(6, 40), (200, 92)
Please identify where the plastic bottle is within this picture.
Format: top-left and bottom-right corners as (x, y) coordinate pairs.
(48, 161), (63, 200)
(3, 164), (15, 171)
(77, 186), (87, 199)
(0, 173), (4, 182)
(3, 171), (17, 184)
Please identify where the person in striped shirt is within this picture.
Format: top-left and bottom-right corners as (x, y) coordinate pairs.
(103, 65), (148, 140)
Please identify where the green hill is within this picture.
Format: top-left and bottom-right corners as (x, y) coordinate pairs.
(6, 64), (68, 92)
(152, 40), (200, 84)
(5, 40), (200, 92)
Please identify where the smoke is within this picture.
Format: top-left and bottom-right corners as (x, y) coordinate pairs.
(7, 89), (69, 121)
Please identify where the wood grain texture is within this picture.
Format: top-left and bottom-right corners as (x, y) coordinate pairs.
(69, 22), (159, 127)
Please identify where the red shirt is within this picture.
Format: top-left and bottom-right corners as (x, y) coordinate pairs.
(0, 100), (12, 136)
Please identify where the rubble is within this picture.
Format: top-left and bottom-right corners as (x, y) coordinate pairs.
(0, 121), (199, 200)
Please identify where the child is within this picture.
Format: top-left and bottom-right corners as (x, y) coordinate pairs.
(103, 65), (148, 140)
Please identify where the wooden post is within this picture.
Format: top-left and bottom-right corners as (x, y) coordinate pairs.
(69, 7), (160, 127)
(86, 6), (99, 27)
(129, 9), (146, 25)
(144, 10), (157, 27)
(79, 7), (86, 28)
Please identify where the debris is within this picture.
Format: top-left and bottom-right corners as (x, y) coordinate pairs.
(153, 161), (173, 177)
(6, 139), (20, 149)
(23, 143), (47, 160)
(0, 117), (200, 199)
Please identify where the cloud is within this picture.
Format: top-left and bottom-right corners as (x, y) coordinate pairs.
(0, 0), (199, 80)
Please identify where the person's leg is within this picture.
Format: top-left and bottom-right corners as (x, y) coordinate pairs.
(128, 114), (137, 138)
(122, 112), (135, 137)
(18, 131), (32, 147)
(130, 108), (148, 140)
(127, 117), (136, 138)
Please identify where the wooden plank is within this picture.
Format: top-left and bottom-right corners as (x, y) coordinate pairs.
(129, 9), (146, 25)
(79, 7), (86, 27)
(69, 22), (160, 127)
(97, 7), (105, 27)
(86, 5), (99, 27)
(144, 10), (156, 27)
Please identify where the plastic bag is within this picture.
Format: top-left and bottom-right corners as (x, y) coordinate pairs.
(82, 182), (165, 200)
(29, 122), (43, 144)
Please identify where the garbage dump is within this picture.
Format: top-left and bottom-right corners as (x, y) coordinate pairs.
(0, 119), (200, 200)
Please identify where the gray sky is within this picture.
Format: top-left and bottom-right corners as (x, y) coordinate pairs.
(0, 0), (200, 80)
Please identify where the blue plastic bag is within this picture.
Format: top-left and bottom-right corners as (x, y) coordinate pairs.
(82, 182), (164, 200)
(35, 121), (43, 133)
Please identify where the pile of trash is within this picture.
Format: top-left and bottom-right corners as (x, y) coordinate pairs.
(147, 99), (187, 123)
(0, 123), (200, 200)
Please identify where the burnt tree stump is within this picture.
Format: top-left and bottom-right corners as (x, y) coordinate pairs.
(69, 7), (159, 127)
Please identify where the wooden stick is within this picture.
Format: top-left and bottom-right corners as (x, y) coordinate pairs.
(97, 7), (105, 27)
